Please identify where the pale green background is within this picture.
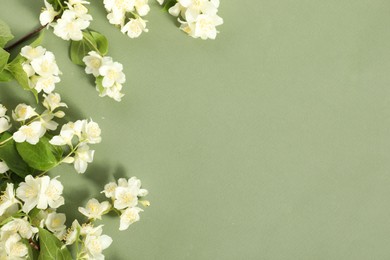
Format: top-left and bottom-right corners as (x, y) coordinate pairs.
(1, 0), (390, 259)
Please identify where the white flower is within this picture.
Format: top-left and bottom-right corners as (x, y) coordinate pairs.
(39, 110), (59, 131)
(99, 60), (126, 87)
(184, 13), (223, 40)
(45, 212), (67, 238)
(121, 17), (148, 38)
(157, 0), (164, 5)
(50, 122), (77, 146)
(12, 103), (37, 121)
(64, 220), (81, 245)
(73, 144), (94, 173)
(102, 182), (117, 198)
(106, 7), (127, 25)
(78, 198), (111, 219)
(34, 75), (61, 94)
(30, 51), (60, 77)
(83, 51), (104, 77)
(42, 92), (68, 112)
(53, 10), (91, 41)
(4, 234), (28, 259)
(22, 63), (35, 77)
(82, 119), (102, 144)
(135, 0), (150, 16)
(98, 82), (124, 102)
(84, 233), (113, 260)
(0, 117), (11, 134)
(168, 3), (185, 17)
(0, 161), (9, 174)
(16, 175), (64, 213)
(13, 121), (45, 145)
(20, 46), (46, 60)
(40, 0), (59, 26)
(113, 186), (138, 210)
(119, 207), (143, 230)
(0, 183), (19, 216)
(0, 217), (38, 239)
(104, 0), (135, 12)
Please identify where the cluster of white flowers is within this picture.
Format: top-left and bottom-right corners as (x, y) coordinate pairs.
(0, 175), (65, 258)
(3, 92), (66, 145)
(65, 221), (112, 259)
(102, 177), (149, 230)
(0, 97), (64, 146)
(83, 51), (126, 102)
(78, 177), (149, 231)
(21, 45), (61, 94)
(159, 0), (223, 39)
(103, 0), (150, 38)
(49, 118), (102, 173)
(40, 0), (93, 41)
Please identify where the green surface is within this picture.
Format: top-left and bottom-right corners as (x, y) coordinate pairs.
(2, 0), (390, 259)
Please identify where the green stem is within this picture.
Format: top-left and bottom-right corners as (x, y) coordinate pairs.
(37, 142), (81, 177)
(0, 136), (13, 146)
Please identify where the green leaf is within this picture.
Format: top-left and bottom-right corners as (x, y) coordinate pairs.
(16, 135), (63, 171)
(0, 47), (9, 73)
(38, 228), (72, 260)
(8, 55), (29, 90)
(0, 132), (32, 178)
(7, 55), (38, 102)
(0, 67), (14, 82)
(69, 38), (90, 66)
(0, 19), (13, 48)
(69, 30), (108, 66)
(90, 31), (108, 56)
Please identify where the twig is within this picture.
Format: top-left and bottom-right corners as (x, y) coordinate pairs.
(4, 24), (46, 52)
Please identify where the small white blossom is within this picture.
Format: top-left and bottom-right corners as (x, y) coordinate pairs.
(73, 144), (94, 173)
(0, 161), (9, 174)
(0, 183), (19, 216)
(135, 0), (150, 16)
(102, 182), (117, 198)
(20, 46), (46, 61)
(42, 92), (68, 112)
(4, 234), (28, 259)
(64, 220), (81, 245)
(81, 119), (102, 144)
(78, 198), (111, 220)
(99, 61), (126, 88)
(50, 122), (77, 146)
(119, 207), (143, 230)
(113, 186), (138, 210)
(121, 17), (148, 38)
(0, 117), (11, 134)
(13, 121), (45, 145)
(30, 51), (60, 77)
(83, 51), (104, 77)
(0, 217), (38, 239)
(12, 103), (37, 121)
(16, 175), (64, 213)
(12, 121), (44, 145)
(40, 0), (60, 26)
(45, 212), (67, 238)
(53, 9), (92, 41)
(84, 233), (113, 260)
